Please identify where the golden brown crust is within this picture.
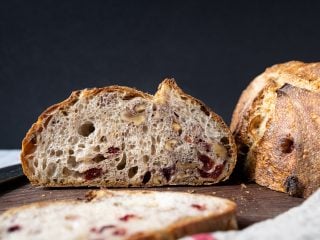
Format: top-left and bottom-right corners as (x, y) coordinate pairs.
(21, 79), (237, 187)
(1, 190), (237, 240)
(231, 61), (320, 197)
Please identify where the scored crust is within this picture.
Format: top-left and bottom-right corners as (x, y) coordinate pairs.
(0, 190), (237, 240)
(231, 61), (320, 197)
(21, 79), (237, 187)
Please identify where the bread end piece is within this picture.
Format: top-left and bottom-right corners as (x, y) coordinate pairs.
(231, 61), (320, 198)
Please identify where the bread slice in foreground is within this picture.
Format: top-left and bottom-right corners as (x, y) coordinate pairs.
(21, 79), (236, 187)
(0, 190), (237, 240)
(231, 61), (320, 197)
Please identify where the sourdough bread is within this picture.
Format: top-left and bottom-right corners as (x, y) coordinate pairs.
(21, 79), (236, 187)
(0, 190), (237, 240)
(231, 61), (320, 197)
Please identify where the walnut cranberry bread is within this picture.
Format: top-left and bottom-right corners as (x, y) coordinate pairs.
(0, 190), (237, 240)
(231, 61), (320, 197)
(21, 79), (236, 187)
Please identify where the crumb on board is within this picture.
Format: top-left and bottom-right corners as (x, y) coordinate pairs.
(240, 183), (247, 190)
(245, 191), (250, 194)
(211, 192), (216, 195)
(41, 194), (46, 197)
(187, 189), (195, 193)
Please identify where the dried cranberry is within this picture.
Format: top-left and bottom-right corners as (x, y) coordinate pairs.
(191, 204), (206, 211)
(198, 164), (224, 179)
(192, 233), (216, 240)
(198, 155), (213, 171)
(107, 147), (120, 154)
(113, 228), (126, 236)
(162, 165), (176, 182)
(119, 214), (136, 222)
(7, 225), (21, 233)
(84, 168), (102, 180)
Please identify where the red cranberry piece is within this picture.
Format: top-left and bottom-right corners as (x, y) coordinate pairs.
(84, 168), (102, 180)
(198, 155), (213, 171)
(192, 233), (216, 240)
(7, 225), (21, 233)
(107, 147), (120, 154)
(119, 214), (136, 222)
(113, 228), (126, 236)
(191, 204), (206, 211)
(198, 164), (224, 179)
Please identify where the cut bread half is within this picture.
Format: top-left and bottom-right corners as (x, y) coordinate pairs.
(21, 79), (236, 187)
(0, 190), (237, 240)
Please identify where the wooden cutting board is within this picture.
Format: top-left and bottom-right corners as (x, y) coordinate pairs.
(0, 177), (304, 229)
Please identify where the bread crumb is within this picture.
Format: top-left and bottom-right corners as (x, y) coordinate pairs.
(240, 183), (247, 189)
(211, 192), (216, 195)
(245, 191), (250, 194)
(187, 190), (195, 193)
(41, 194), (46, 197)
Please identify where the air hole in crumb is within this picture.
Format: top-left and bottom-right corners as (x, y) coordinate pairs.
(49, 150), (55, 157)
(220, 137), (229, 145)
(93, 145), (100, 152)
(156, 136), (161, 143)
(92, 154), (106, 163)
(117, 153), (126, 170)
(152, 104), (157, 111)
(69, 149), (74, 155)
(142, 125), (148, 133)
(128, 166), (138, 178)
(42, 158), (47, 170)
(200, 106), (210, 116)
(46, 163), (56, 177)
(142, 171), (151, 184)
(181, 96), (187, 100)
(99, 136), (107, 142)
(143, 155), (149, 163)
(34, 159), (38, 168)
(78, 144), (85, 148)
(55, 150), (63, 157)
(62, 167), (71, 176)
(67, 156), (78, 168)
(151, 144), (156, 155)
(174, 112), (179, 118)
(78, 122), (95, 137)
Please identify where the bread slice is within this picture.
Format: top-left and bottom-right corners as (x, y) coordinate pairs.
(21, 79), (236, 187)
(231, 61), (320, 197)
(0, 190), (237, 240)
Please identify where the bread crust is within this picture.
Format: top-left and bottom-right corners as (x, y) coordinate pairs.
(21, 79), (237, 187)
(231, 61), (320, 197)
(0, 190), (237, 240)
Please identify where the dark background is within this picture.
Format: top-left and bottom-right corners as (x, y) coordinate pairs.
(1, 0), (320, 148)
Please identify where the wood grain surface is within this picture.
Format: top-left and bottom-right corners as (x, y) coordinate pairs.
(0, 177), (304, 229)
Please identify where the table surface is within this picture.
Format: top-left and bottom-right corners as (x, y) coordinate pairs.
(0, 177), (304, 229)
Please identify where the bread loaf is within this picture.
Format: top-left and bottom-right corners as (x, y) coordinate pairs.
(231, 61), (320, 197)
(0, 190), (237, 240)
(21, 79), (236, 187)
